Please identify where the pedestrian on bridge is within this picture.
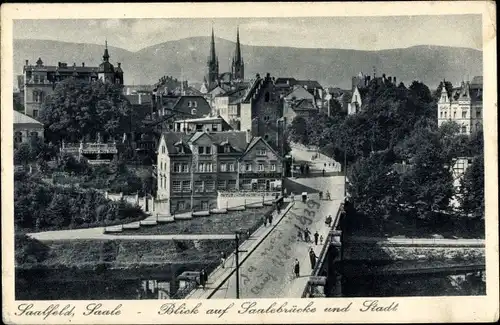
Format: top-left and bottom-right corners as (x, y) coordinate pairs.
(262, 216), (267, 227)
(320, 235), (324, 244)
(322, 169), (325, 177)
(319, 191), (323, 200)
(309, 248), (317, 270)
(314, 231), (319, 245)
(294, 259), (300, 277)
(200, 269), (207, 289)
(221, 252), (226, 269)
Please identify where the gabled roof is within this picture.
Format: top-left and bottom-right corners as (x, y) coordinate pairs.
(161, 132), (193, 155)
(275, 77), (297, 86)
(14, 111), (43, 125)
(240, 136), (281, 160)
(470, 76), (483, 87)
(296, 80), (323, 90)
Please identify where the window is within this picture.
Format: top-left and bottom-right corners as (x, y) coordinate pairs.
(161, 145), (166, 154)
(30, 132), (39, 141)
(14, 131), (22, 144)
(476, 110), (481, 118)
(193, 101), (198, 108)
(182, 164), (189, 173)
(32, 110), (39, 118)
(270, 164), (276, 171)
(229, 163), (235, 172)
(265, 92), (270, 102)
(205, 181), (215, 192)
(258, 164), (264, 171)
(264, 116), (269, 121)
(191, 108), (197, 115)
(227, 180), (237, 189)
(173, 163), (182, 173)
(257, 179), (266, 190)
(440, 111), (443, 118)
(241, 179), (252, 189)
(217, 180), (226, 190)
(461, 125), (467, 133)
(205, 146), (211, 154)
(198, 163), (205, 172)
(444, 112), (447, 118)
(453, 111), (456, 118)
(198, 163), (212, 172)
(212, 124), (218, 132)
(172, 181), (182, 192)
(194, 181), (203, 193)
(201, 201), (209, 210)
(245, 163), (252, 172)
(33, 91), (39, 102)
(220, 163), (227, 172)
(224, 145), (231, 153)
(188, 101), (192, 107)
(462, 111), (467, 118)
(257, 149), (266, 156)
(178, 201), (185, 210)
(198, 146), (204, 154)
(182, 181), (191, 192)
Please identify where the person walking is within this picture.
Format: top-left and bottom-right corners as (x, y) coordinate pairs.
(200, 269), (206, 289)
(309, 248), (317, 270)
(262, 216), (267, 227)
(314, 231), (319, 245)
(320, 235), (324, 244)
(268, 214), (273, 225)
(305, 228), (311, 242)
(322, 169), (325, 177)
(291, 192), (295, 202)
(297, 228), (302, 241)
(294, 259), (300, 278)
(221, 252), (226, 268)
(319, 191), (323, 200)
(326, 215), (332, 227)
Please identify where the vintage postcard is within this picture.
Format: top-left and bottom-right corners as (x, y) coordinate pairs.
(1, 1), (498, 324)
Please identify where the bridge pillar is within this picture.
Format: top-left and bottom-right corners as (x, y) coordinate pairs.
(307, 276), (327, 297)
(326, 229), (343, 297)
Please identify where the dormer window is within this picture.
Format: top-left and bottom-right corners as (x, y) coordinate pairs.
(188, 101), (192, 107)
(193, 101), (198, 108)
(191, 108), (197, 115)
(224, 144), (231, 153)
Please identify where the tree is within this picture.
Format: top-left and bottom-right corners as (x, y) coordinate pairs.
(14, 143), (33, 166)
(287, 116), (309, 145)
(459, 152), (484, 219)
(40, 78), (131, 143)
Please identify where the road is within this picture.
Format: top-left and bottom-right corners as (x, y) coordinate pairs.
(209, 176), (344, 299)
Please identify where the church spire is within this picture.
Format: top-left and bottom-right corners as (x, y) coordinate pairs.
(209, 27), (216, 63)
(103, 40), (110, 62)
(234, 26), (242, 63)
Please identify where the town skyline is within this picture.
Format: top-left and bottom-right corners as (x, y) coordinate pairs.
(14, 15), (482, 52)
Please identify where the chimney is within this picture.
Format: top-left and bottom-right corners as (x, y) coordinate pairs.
(256, 73), (260, 79)
(25, 60), (29, 66)
(73, 62), (76, 67)
(246, 129), (252, 143)
(118, 62), (121, 68)
(82, 62), (85, 67)
(393, 77), (396, 84)
(388, 76), (392, 83)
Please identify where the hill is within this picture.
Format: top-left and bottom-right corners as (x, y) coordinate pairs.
(14, 38), (482, 89)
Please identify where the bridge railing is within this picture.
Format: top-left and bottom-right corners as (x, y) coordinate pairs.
(302, 202), (344, 298)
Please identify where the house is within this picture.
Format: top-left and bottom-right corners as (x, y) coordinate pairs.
(213, 86), (248, 129)
(238, 136), (283, 191)
(437, 76), (483, 135)
(155, 130), (282, 214)
(22, 43), (123, 118)
(153, 95), (212, 120)
(13, 111), (44, 148)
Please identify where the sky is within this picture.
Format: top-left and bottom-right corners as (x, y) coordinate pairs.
(14, 15), (482, 52)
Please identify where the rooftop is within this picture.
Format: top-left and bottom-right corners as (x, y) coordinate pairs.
(14, 111), (43, 125)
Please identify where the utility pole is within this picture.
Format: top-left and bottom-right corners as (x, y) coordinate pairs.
(343, 141), (347, 198)
(234, 230), (247, 299)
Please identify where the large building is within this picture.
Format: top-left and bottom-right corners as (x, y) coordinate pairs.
(437, 76), (483, 135)
(13, 111), (44, 149)
(22, 42), (124, 118)
(156, 130), (282, 214)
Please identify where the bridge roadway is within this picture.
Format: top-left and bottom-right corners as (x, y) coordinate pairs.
(188, 176), (345, 299)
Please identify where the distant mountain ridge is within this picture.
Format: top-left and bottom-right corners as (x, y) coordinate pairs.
(14, 37), (482, 90)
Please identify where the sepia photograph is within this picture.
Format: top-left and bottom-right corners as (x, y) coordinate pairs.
(1, 2), (498, 324)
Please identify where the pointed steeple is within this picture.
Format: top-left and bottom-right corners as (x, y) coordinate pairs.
(209, 27), (216, 63)
(103, 40), (110, 62)
(234, 26), (242, 63)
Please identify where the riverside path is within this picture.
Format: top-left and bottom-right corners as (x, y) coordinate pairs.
(189, 175), (345, 299)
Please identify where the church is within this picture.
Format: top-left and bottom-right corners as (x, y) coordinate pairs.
(200, 28), (245, 93)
